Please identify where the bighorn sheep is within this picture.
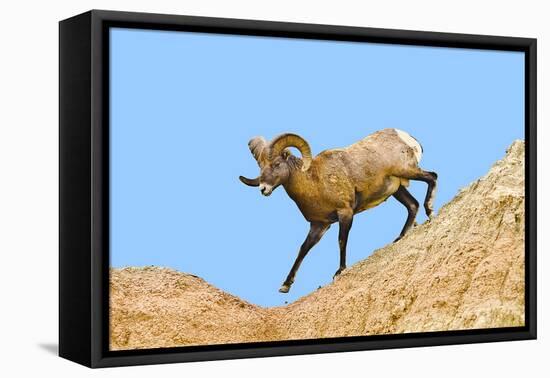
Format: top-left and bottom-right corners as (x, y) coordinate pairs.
(239, 128), (437, 293)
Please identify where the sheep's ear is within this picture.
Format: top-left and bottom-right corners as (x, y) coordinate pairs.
(281, 149), (292, 160)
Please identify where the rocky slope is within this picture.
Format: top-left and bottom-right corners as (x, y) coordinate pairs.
(110, 141), (525, 350)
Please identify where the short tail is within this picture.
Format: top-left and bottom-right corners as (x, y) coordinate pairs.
(394, 129), (423, 163)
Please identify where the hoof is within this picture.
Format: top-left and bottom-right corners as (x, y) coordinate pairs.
(279, 284), (290, 293)
(425, 208), (435, 220)
(333, 267), (346, 279)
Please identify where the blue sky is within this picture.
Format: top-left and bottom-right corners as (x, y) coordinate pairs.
(109, 28), (524, 307)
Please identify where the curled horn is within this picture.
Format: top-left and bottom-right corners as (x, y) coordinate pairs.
(248, 136), (269, 168)
(239, 137), (267, 188)
(269, 133), (312, 171)
(239, 176), (260, 187)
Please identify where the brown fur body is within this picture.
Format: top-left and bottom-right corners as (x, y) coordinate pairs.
(283, 129), (419, 223)
(239, 128), (437, 293)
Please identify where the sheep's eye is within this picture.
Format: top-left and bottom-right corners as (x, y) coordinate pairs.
(274, 162), (280, 168)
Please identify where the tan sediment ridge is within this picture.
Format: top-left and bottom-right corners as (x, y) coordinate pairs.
(110, 141), (525, 350)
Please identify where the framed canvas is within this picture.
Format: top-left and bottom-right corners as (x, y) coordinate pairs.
(59, 9), (537, 368)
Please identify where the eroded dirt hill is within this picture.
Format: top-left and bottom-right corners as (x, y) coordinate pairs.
(110, 141), (525, 350)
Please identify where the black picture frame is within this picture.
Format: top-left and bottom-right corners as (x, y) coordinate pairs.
(59, 9), (537, 368)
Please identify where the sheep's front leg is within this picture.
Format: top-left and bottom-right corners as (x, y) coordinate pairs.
(334, 209), (353, 278)
(279, 222), (330, 293)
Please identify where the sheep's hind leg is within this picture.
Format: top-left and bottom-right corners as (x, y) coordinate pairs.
(279, 222), (330, 293)
(416, 170), (437, 218)
(397, 169), (438, 219)
(392, 185), (419, 242)
(334, 209), (353, 279)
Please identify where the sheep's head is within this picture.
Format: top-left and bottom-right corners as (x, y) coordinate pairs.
(239, 133), (312, 196)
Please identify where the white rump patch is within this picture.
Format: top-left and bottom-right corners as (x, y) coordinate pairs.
(395, 129), (422, 163)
